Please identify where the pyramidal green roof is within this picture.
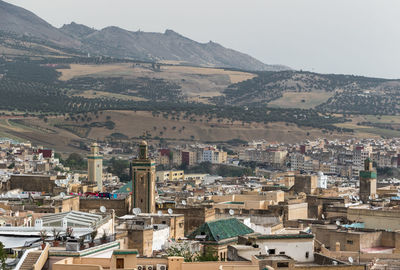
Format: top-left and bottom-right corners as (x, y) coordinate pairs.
(116, 181), (132, 194)
(188, 218), (254, 242)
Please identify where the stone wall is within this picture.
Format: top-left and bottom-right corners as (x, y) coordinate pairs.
(79, 196), (131, 216)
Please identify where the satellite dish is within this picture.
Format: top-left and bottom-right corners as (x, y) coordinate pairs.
(182, 200), (187, 206)
(132, 208), (141, 215)
(336, 220), (341, 226)
(229, 209), (234, 216)
(332, 261), (338, 265)
(60, 192), (66, 198)
(157, 210), (163, 217)
(348, 257), (354, 264)
(100, 206), (106, 213)
(167, 208), (173, 215)
(321, 214), (325, 220)
(369, 195), (372, 200)
(360, 200), (363, 204)
(376, 194), (379, 199)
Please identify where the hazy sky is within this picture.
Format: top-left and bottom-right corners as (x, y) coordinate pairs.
(5, 0), (400, 78)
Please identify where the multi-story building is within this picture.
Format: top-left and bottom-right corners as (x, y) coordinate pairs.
(182, 150), (197, 166)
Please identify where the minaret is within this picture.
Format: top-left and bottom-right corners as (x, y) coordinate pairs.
(359, 158), (377, 203)
(87, 142), (103, 191)
(132, 141), (156, 213)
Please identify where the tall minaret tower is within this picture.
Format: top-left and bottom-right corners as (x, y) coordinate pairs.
(87, 142), (103, 191)
(132, 141), (156, 213)
(359, 158), (377, 203)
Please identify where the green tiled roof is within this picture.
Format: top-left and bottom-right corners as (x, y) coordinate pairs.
(188, 218), (254, 242)
(256, 234), (314, 240)
(113, 250), (138, 255)
(224, 201), (244, 205)
(116, 181), (132, 193)
(360, 171), (377, 179)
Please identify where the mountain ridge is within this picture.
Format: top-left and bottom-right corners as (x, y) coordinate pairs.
(0, 0), (290, 71)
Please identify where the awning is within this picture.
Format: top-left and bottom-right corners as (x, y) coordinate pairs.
(0, 236), (40, 249)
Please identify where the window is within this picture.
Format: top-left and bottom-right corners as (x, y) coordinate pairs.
(347, 240), (353, 244)
(277, 262), (289, 268)
(162, 221), (166, 224)
(305, 252), (309, 258)
(116, 258), (124, 269)
(280, 251), (286, 255)
(268, 249), (276, 255)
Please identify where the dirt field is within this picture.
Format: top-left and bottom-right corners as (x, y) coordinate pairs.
(57, 63), (255, 98)
(335, 115), (400, 138)
(1, 111), (394, 153)
(268, 91), (334, 109)
(56, 111), (358, 144)
(72, 90), (148, 101)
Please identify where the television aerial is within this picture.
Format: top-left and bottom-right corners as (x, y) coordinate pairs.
(100, 206), (106, 213)
(132, 208), (141, 215)
(348, 257), (354, 264)
(229, 209), (234, 216)
(167, 208), (173, 215)
(157, 210), (163, 217)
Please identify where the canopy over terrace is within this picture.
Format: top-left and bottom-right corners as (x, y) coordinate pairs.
(40, 210), (104, 228)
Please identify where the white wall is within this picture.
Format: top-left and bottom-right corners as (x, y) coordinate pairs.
(258, 239), (314, 262)
(152, 226), (170, 251)
(250, 224), (272, 235)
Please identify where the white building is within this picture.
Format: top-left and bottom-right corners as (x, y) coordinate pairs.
(250, 234), (314, 262)
(317, 171), (328, 189)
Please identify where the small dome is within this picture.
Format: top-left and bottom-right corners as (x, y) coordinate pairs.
(140, 140), (148, 146)
(92, 142), (98, 147)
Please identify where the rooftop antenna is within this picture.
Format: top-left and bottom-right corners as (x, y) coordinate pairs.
(348, 257), (354, 264)
(167, 208), (173, 215)
(229, 209), (234, 216)
(100, 206), (106, 213)
(132, 208), (141, 216)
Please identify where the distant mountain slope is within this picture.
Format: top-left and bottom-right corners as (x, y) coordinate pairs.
(0, 0), (79, 47)
(69, 25), (288, 71)
(60, 22), (96, 39)
(0, 0), (290, 71)
(215, 70), (400, 115)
